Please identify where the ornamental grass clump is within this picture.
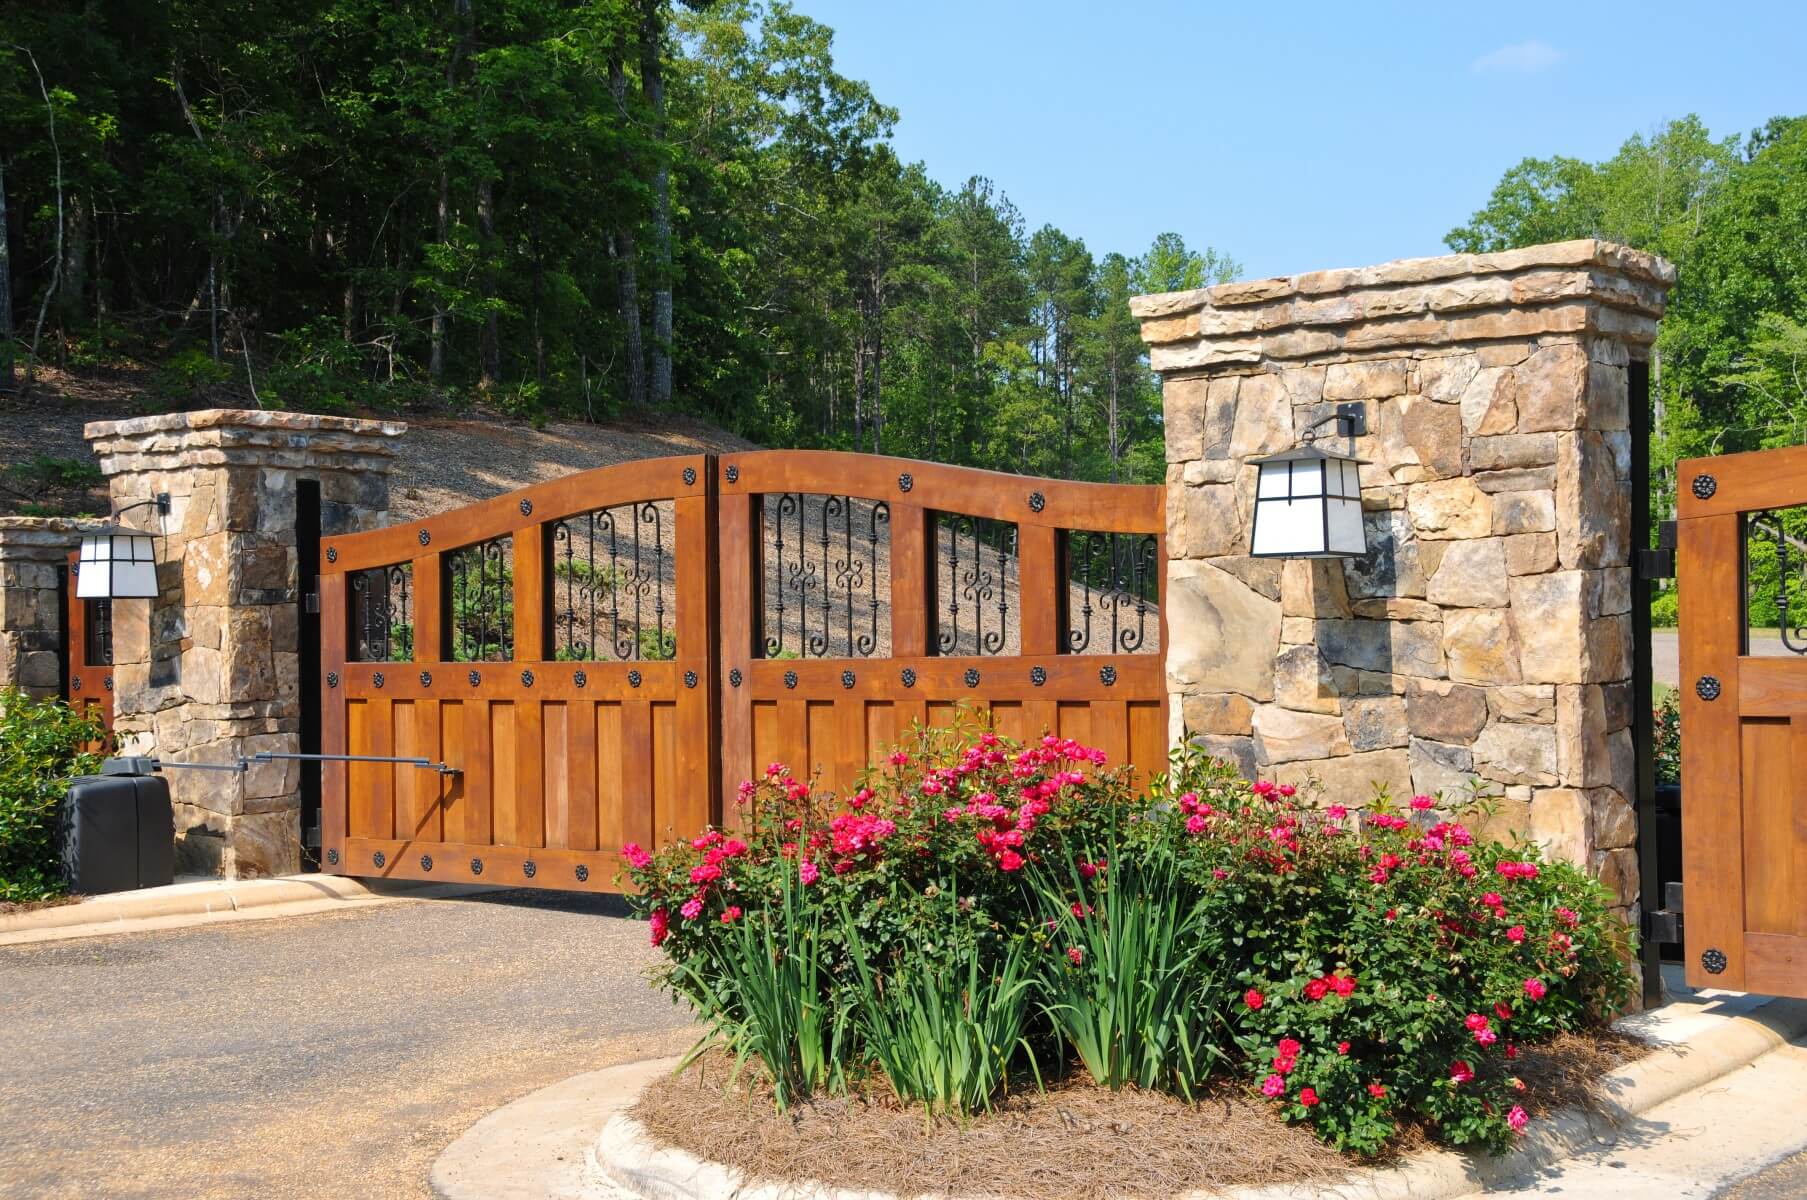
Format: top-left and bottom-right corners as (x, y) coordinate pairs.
(623, 712), (1635, 1157)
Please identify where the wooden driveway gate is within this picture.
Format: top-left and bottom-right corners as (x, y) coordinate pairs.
(318, 452), (1166, 892)
(1677, 443), (1807, 996)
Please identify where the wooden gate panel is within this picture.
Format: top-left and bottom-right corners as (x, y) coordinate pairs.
(64, 552), (114, 741)
(1678, 444), (1807, 996)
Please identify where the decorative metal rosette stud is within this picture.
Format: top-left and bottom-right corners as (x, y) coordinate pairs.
(1696, 675), (1722, 701)
(898, 472), (913, 493)
(326, 547), (338, 563)
(575, 864), (590, 883)
(725, 465), (740, 483)
(104, 676), (113, 692)
(420, 854), (433, 872)
(519, 498), (534, 516)
(470, 857), (484, 876)
(419, 528), (431, 546)
(327, 671), (339, 688)
(372, 671), (386, 689)
(841, 670), (857, 689)
(521, 669), (535, 687)
(419, 671), (433, 687)
(71, 677), (81, 692)
(468, 669), (482, 686)
(1691, 474), (1717, 500)
(574, 669), (587, 688)
(1701, 948), (1728, 974)
(685, 671), (699, 688)
(373, 850), (386, 868)
(964, 668), (981, 688)
(628, 669), (643, 688)
(1030, 666), (1047, 686)
(901, 667), (917, 688)
(523, 860), (537, 879)
(683, 466), (698, 486)
(1099, 664), (1118, 686)
(784, 670), (799, 689)
(326, 848), (339, 865)
(729, 668), (742, 687)
(1028, 491), (1046, 513)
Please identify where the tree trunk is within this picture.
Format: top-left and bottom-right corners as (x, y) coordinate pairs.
(429, 167), (448, 380)
(476, 176), (500, 390)
(0, 156), (13, 390)
(60, 194), (87, 332)
(639, 0), (673, 406)
(608, 42), (646, 409)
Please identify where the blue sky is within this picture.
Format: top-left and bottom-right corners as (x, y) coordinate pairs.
(798, 1), (1807, 281)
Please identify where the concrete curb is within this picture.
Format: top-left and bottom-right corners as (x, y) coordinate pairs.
(486, 996), (1807, 1200)
(0, 874), (499, 945)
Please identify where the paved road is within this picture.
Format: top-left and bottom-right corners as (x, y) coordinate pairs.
(1719, 1148), (1807, 1200)
(0, 890), (693, 1200)
(1648, 628), (1794, 689)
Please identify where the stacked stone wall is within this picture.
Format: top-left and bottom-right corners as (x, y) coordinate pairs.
(1134, 240), (1675, 923)
(0, 518), (85, 699)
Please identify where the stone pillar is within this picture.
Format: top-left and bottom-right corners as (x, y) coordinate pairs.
(84, 410), (406, 878)
(1134, 240), (1674, 921)
(0, 518), (84, 699)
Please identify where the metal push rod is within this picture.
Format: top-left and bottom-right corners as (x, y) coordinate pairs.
(105, 752), (462, 777)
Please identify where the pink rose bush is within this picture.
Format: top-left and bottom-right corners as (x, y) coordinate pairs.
(621, 714), (1632, 1154)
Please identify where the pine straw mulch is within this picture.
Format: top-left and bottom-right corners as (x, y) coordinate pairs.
(628, 1030), (1653, 1200)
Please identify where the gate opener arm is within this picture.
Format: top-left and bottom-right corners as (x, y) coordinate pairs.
(103, 753), (462, 777)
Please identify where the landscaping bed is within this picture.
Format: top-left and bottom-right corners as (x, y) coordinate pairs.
(629, 1031), (1650, 1200)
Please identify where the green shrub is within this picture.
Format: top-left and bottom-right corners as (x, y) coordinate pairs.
(1654, 692), (1682, 786)
(622, 713), (1635, 1155)
(0, 689), (105, 902)
(1649, 587), (1678, 627)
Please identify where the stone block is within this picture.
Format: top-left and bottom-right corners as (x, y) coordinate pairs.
(1314, 618), (1446, 678)
(1281, 559), (1352, 618)
(1396, 395), (1464, 480)
(1585, 361), (1630, 431)
(1280, 616), (1315, 644)
(227, 809), (301, 879)
(1471, 797), (1532, 845)
(1471, 433), (1559, 471)
(1530, 787), (1594, 867)
(1207, 555), (1283, 602)
(1172, 482), (1245, 559)
(1324, 359), (1408, 400)
(1406, 679), (1490, 742)
(1418, 353), (1479, 403)
(1510, 572), (1588, 684)
(1492, 491), (1556, 535)
(1192, 734), (1258, 781)
(1556, 684), (1620, 787)
(1513, 342), (1590, 433)
(1426, 538), (1510, 608)
(1593, 847), (1639, 907)
(1407, 477), (1493, 540)
(1474, 467), (1556, 494)
(1345, 696), (1409, 751)
(1443, 608), (1522, 685)
(1459, 366), (1518, 436)
(1504, 532), (1559, 575)
(1489, 684), (1556, 723)
(1591, 786), (1638, 850)
(1350, 597), (1441, 621)
(1344, 510), (1429, 599)
(1272, 749), (1414, 806)
(1474, 721), (1558, 786)
(1253, 704), (1351, 763)
(1183, 692), (1254, 736)
(1557, 431), (1628, 570)
(1228, 373), (1294, 459)
(1274, 644), (1341, 714)
(1410, 737), (1475, 799)
(1166, 560), (1281, 701)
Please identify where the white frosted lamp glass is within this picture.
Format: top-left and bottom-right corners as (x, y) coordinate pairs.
(1248, 446), (1369, 559)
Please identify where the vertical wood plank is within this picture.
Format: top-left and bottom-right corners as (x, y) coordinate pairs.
(676, 486), (721, 830)
(462, 700), (493, 846)
(1741, 719), (1798, 936)
(543, 702), (569, 849)
(716, 491), (755, 821)
(1092, 699), (1130, 776)
(894, 698), (928, 746)
(1018, 525), (1059, 656)
(409, 698), (444, 842)
(367, 696), (395, 840)
(594, 703), (624, 851)
(890, 503), (932, 656)
(319, 573), (349, 863)
(512, 523), (548, 661)
(392, 700), (418, 840)
(866, 702), (896, 765)
(566, 700), (598, 851)
(1679, 512), (1746, 989)
(1025, 700), (1057, 743)
(622, 699), (655, 848)
(653, 702), (684, 843)
(780, 699), (809, 780)
(437, 700), (463, 846)
(1128, 701), (1164, 794)
(411, 552), (443, 663)
(514, 699), (545, 847)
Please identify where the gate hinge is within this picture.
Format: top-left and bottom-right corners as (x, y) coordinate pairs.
(1637, 521), (1678, 580)
(1643, 881), (1684, 943)
(304, 592), (321, 614)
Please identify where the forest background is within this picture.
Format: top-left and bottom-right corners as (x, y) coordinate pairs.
(1, 2), (1802, 560)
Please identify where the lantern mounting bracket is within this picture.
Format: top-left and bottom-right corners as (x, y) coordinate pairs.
(114, 493), (172, 520)
(1299, 403), (1367, 442)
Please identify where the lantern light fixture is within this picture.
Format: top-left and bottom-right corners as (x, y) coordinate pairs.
(76, 494), (169, 600)
(1249, 404), (1370, 559)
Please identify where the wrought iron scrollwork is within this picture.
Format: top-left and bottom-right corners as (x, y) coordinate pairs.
(1064, 531), (1160, 655)
(760, 493), (889, 659)
(934, 513), (1017, 656)
(550, 501), (675, 662)
(83, 598), (114, 667)
(351, 563), (414, 662)
(1749, 511), (1807, 655)
(445, 536), (513, 662)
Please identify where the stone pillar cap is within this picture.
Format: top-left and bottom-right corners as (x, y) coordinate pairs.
(1130, 239), (1678, 374)
(84, 408), (406, 443)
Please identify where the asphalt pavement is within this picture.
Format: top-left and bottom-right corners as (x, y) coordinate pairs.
(0, 889), (693, 1199)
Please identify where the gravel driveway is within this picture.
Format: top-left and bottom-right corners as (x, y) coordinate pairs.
(0, 890), (693, 1199)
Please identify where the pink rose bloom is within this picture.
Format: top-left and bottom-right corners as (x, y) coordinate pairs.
(1506, 925), (1527, 943)
(1482, 892), (1503, 907)
(1277, 784), (1296, 797)
(680, 896), (704, 921)
(798, 859), (819, 886)
(1326, 805), (1348, 820)
(1410, 794), (1435, 810)
(1212, 868), (1229, 880)
(1450, 1060), (1474, 1084)
(1186, 814), (1208, 835)
(1524, 977), (1547, 1001)
(1465, 1013), (1489, 1032)
(648, 907), (670, 946)
(1244, 988), (1265, 1010)
(1066, 946), (1084, 965)
(996, 850), (1024, 872)
(1475, 1028), (1498, 1046)
(1261, 1073), (1286, 1098)
(1298, 1087), (1319, 1107)
(1332, 973), (1357, 998)
(622, 843), (653, 870)
(1367, 1082), (1387, 1098)
(720, 905), (743, 924)
(1507, 1105), (1529, 1133)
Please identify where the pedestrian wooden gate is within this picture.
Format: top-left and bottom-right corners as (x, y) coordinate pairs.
(317, 452), (1166, 892)
(1677, 443), (1807, 996)
(64, 551), (115, 739)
